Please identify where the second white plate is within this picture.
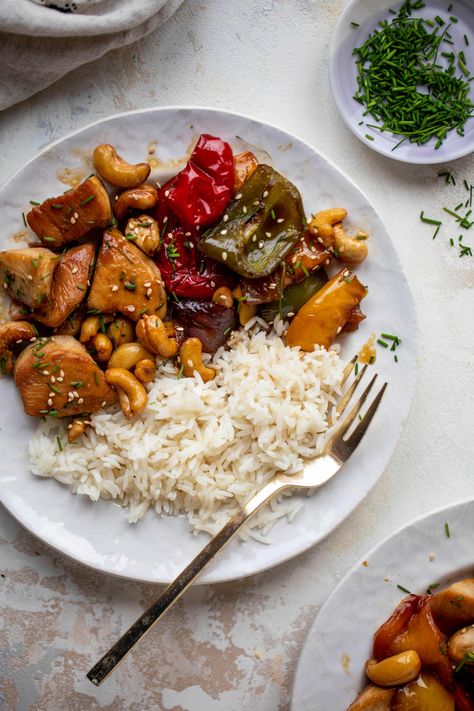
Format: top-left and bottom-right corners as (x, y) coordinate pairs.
(291, 499), (474, 710)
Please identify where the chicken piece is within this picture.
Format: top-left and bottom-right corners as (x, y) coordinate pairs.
(87, 229), (166, 321)
(14, 335), (116, 417)
(54, 307), (85, 337)
(0, 320), (37, 375)
(347, 683), (395, 710)
(27, 176), (111, 249)
(448, 624), (474, 665)
(0, 247), (59, 309)
(431, 579), (474, 634)
(35, 243), (95, 328)
(9, 300), (33, 321)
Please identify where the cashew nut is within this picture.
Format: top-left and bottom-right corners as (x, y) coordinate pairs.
(179, 338), (216, 382)
(116, 386), (132, 418)
(0, 321), (37, 375)
(113, 184), (159, 221)
(104, 368), (148, 417)
(333, 223), (369, 264)
(134, 358), (156, 383)
(107, 341), (154, 370)
(212, 286), (234, 308)
(67, 418), (89, 443)
(308, 208), (347, 248)
(80, 316), (100, 343)
(366, 651), (421, 687)
(106, 317), (135, 348)
(93, 333), (113, 362)
(93, 144), (151, 189)
(125, 215), (161, 256)
(136, 315), (178, 358)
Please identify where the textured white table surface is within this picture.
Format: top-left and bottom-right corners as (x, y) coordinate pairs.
(1, 1), (473, 710)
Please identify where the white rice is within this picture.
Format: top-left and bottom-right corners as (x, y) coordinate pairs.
(29, 317), (343, 539)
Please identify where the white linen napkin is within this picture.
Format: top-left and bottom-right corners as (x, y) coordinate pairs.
(0, 0), (184, 111)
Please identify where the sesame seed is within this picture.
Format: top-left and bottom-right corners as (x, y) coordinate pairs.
(325, 259), (330, 265)
(185, 232), (191, 237)
(306, 217), (312, 225)
(78, 398), (84, 405)
(50, 376), (56, 383)
(73, 212), (79, 219)
(176, 326), (184, 331)
(30, 337), (37, 342)
(101, 401), (107, 407)
(222, 251), (228, 261)
(258, 241), (264, 248)
(252, 235), (257, 242)
(164, 190), (170, 197)
(146, 288), (152, 296)
(15, 339), (22, 344)
(277, 218), (284, 224)
(48, 392), (55, 398)
(292, 256), (297, 264)
(42, 370), (49, 376)
(220, 229), (228, 235)
(111, 285), (119, 292)
(155, 181), (161, 188)
(187, 359), (193, 367)
(287, 312), (294, 317)
(343, 270), (350, 278)
(339, 245), (345, 253)
(210, 280), (216, 288)
(310, 255), (317, 260)
(70, 217), (76, 224)
(3, 283), (7, 289)
(68, 424), (72, 429)
(336, 326), (342, 334)
(310, 245), (316, 252)
(60, 370), (64, 378)
(126, 305), (136, 312)
(253, 200), (260, 206)
(27, 275), (33, 281)
(71, 267), (78, 274)
(168, 232), (173, 239)
(235, 193), (242, 200)
(73, 391), (79, 399)
(47, 398), (53, 406)
(196, 226), (200, 232)
(56, 376), (64, 382)
(243, 206), (247, 214)
(223, 214), (229, 222)
(143, 282), (151, 288)
(265, 232), (271, 238)
(262, 191), (269, 198)
(269, 284), (277, 289)
(317, 237), (324, 244)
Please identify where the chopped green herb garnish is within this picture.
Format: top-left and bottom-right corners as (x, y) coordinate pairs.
(351, 21), (360, 28)
(444, 521), (451, 537)
(56, 436), (63, 452)
(124, 281), (136, 291)
(51, 204), (62, 210)
(93, 372), (99, 386)
(22, 212), (27, 227)
(365, 134), (375, 141)
(43, 236), (56, 243)
(70, 381), (84, 388)
(397, 584), (411, 594)
(377, 338), (388, 348)
(99, 315), (106, 334)
(79, 195), (95, 206)
(420, 211), (442, 225)
(76, 284), (86, 291)
(455, 650), (474, 673)
(49, 384), (62, 394)
(177, 364), (184, 379)
(30, 200), (40, 206)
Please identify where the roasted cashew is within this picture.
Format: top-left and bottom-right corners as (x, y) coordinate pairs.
(93, 333), (113, 362)
(333, 222), (368, 264)
(0, 321), (37, 374)
(134, 358), (156, 383)
(212, 286), (234, 308)
(116, 386), (132, 418)
(366, 651), (421, 687)
(104, 368), (148, 417)
(113, 184), (159, 221)
(93, 144), (151, 189)
(308, 208), (347, 248)
(67, 418), (89, 443)
(179, 338), (216, 382)
(136, 315), (178, 358)
(80, 316), (100, 343)
(447, 624), (474, 665)
(125, 215), (161, 256)
(107, 341), (154, 370)
(106, 317), (135, 348)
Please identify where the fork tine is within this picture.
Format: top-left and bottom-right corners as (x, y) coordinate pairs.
(340, 354), (358, 386)
(333, 373), (378, 440)
(344, 382), (388, 451)
(335, 363), (368, 418)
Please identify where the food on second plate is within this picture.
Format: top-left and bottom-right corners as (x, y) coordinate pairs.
(0, 132), (371, 532)
(348, 578), (474, 710)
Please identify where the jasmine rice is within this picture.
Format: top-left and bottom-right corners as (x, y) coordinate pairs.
(29, 318), (343, 539)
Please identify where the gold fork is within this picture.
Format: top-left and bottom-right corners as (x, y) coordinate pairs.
(87, 356), (387, 686)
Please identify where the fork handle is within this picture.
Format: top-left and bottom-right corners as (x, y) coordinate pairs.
(87, 475), (292, 686)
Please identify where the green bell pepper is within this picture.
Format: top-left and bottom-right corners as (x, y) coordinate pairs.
(198, 164), (306, 278)
(259, 269), (328, 323)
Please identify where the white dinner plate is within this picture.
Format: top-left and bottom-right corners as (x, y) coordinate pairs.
(0, 106), (416, 584)
(329, 0), (474, 164)
(291, 499), (474, 711)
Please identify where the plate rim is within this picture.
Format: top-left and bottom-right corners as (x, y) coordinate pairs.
(329, 0), (474, 165)
(290, 497), (474, 709)
(0, 104), (418, 584)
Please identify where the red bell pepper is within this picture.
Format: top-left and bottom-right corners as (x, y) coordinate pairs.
(159, 134), (234, 232)
(156, 227), (235, 299)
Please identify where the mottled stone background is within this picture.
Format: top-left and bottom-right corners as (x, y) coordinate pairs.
(1, 1), (473, 709)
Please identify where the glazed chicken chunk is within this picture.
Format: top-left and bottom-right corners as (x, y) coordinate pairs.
(0, 247), (59, 310)
(87, 228), (166, 321)
(14, 335), (116, 417)
(27, 176), (111, 248)
(35, 243), (95, 328)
